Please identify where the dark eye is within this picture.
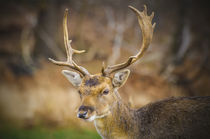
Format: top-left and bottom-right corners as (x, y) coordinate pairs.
(103, 89), (109, 95)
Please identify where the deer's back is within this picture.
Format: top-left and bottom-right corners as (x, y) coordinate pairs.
(134, 96), (210, 139)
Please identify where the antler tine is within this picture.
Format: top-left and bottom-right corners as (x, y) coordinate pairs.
(103, 5), (156, 75)
(49, 8), (89, 77)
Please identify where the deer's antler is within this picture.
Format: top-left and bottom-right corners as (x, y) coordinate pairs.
(49, 9), (89, 77)
(102, 5), (156, 75)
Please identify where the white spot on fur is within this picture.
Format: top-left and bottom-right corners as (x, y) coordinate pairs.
(86, 115), (96, 122)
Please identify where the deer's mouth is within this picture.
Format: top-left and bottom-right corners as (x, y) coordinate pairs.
(84, 115), (96, 122)
(77, 110), (96, 122)
(83, 111), (110, 121)
(77, 110), (110, 122)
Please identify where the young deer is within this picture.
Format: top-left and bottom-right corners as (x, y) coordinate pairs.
(49, 6), (210, 139)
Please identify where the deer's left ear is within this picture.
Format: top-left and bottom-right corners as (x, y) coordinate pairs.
(112, 69), (130, 88)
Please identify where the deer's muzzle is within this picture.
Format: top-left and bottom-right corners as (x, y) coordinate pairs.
(77, 105), (95, 120)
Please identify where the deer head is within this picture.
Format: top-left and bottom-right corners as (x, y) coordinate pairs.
(49, 5), (155, 121)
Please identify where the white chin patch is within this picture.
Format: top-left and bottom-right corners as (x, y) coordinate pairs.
(86, 115), (96, 122)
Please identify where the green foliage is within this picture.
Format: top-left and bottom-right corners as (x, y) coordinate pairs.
(0, 127), (101, 139)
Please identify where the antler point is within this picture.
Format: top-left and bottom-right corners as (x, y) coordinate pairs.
(152, 22), (156, 29)
(128, 5), (133, 9)
(48, 57), (53, 61)
(48, 58), (58, 64)
(143, 5), (147, 14)
(150, 12), (154, 19)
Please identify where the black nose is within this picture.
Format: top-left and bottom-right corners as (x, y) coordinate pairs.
(78, 111), (87, 119)
(78, 105), (94, 119)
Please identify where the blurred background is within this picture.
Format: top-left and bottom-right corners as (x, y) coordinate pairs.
(0, 0), (210, 138)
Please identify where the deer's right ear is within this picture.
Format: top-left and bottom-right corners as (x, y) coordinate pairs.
(62, 70), (82, 87)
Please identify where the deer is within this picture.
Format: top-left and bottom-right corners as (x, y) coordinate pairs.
(49, 5), (210, 139)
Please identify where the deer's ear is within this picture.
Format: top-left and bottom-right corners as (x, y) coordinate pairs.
(62, 70), (82, 87)
(112, 69), (130, 88)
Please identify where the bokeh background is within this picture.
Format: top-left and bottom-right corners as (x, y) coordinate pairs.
(0, 0), (210, 138)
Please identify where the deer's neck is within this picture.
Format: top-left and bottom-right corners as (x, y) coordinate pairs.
(94, 94), (136, 139)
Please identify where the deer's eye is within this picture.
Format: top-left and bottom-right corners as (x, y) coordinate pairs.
(102, 89), (109, 95)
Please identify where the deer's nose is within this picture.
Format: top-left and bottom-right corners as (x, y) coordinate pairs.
(78, 111), (88, 119)
(77, 105), (94, 119)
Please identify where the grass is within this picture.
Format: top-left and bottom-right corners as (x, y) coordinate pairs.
(0, 126), (101, 139)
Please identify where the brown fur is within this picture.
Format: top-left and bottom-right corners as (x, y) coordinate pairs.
(95, 95), (210, 139)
